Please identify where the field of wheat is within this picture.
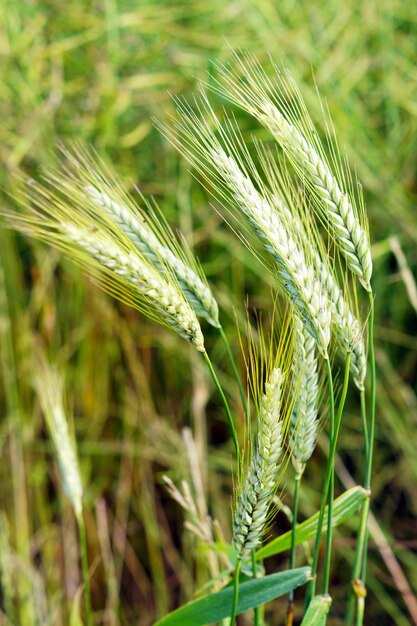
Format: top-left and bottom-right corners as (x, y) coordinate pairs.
(1, 2), (417, 625)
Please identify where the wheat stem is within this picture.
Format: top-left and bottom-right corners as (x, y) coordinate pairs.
(305, 353), (351, 606)
(322, 352), (352, 595)
(289, 473), (301, 575)
(287, 471), (302, 624)
(251, 549), (261, 626)
(202, 350), (240, 462)
(360, 389), (369, 459)
(219, 325), (248, 416)
(230, 557), (242, 625)
(76, 512), (93, 626)
(345, 292), (375, 624)
(305, 359), (335, 609)
(364, 293), (376, 491)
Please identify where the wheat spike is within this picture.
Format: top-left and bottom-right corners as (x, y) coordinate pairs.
(161, 97), (331, 355)
(33, 360), (83, 516)
(290, 316), (320, 476)
(5, 169), (205, 352)
(233, 367), (284, 556)
(212, 54), (373, 291)
(213, 148), (331, 356)
(63, 222), (205, 350)
(259, 101), (372, 290)
(85, 185), (220, 328)
(273, 195), (366, 389)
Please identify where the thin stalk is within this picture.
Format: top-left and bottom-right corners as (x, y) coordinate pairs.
(219, 326), (248, 416)
(360, 389), (369, 459)
(76, 512), (93, 626)
(202, 350), (240, 463)
(323, 469), (334, 593)
(364, 293), (376, 491)
(345, 502), (369, 624)
(230, 557), (242, 625)
(322, 353), (352, 594)
(289, 473), (301, 573)
(251, 549), (261, 626)
(305, 353), (351, 607)
(304, 357), (334, 607)
(345, 292), (375, 625)
(286, 472), (302, 626)
(355, 595), (365, 626)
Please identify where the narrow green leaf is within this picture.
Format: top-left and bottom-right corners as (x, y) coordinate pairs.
(257, 486), (368, 560)
(301, 595), (332, 625)
(153, 567), (311, 626)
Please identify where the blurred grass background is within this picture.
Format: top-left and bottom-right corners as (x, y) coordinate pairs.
(1, 0), (417, 624)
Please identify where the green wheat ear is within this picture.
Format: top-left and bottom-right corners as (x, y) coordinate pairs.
(290, 315), (320, 476)
(160, 96), (332, 357)
(233, 315), (294, 558)
(210, 52), (373, 291)
(3, 149), (206, 351)
(32, 352), (93, 626)
(33, 355), (83, 517)
(70, 147), (220, 329)
(257, 146), (367, 389)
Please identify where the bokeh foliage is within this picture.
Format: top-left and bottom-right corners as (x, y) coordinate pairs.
(0, 1), (417, 624)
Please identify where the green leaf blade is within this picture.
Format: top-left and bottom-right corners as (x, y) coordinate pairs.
(153, 566), (311, 626)
(257, 486), (368, 560)
(301, 595), (332, 625)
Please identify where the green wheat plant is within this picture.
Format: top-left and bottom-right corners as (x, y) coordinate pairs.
(1, 52), (379, 626)
(32, 352), (92, 626)
(157, 52), (375, 624)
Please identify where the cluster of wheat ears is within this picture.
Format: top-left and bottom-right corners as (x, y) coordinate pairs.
(5, 52), (376, 625)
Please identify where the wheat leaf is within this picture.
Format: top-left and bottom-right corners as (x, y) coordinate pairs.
(257, 486), (368, 559)
(301, 595), (332, 625)
(153, 567), (310, 626)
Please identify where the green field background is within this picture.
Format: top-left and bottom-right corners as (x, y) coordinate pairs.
(1, 1), (417, 624)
